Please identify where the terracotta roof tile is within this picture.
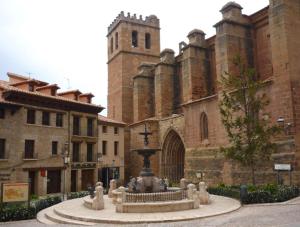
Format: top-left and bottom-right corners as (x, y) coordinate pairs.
(98, 115), (126, 125)
(0, 79), (104, 109)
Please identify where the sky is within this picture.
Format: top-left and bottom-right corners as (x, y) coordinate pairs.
(0, 0), (269, 116)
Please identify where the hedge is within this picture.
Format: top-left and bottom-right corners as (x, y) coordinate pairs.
(208, 184), (300, 204)
(67, 191), (89, 200)
(0, 196), (62, 222)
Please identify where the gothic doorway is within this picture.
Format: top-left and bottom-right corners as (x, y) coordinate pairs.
(161, 130), (185, 183)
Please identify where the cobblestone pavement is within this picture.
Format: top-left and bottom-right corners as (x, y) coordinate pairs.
(2, 197), (300, 227)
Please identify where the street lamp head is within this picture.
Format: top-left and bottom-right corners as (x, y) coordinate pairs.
(277, 117), (285, 127)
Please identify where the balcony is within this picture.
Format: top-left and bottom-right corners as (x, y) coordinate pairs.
(23, 152), (38, 160)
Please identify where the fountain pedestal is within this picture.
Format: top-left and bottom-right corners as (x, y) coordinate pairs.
(130, 124), (164, 193)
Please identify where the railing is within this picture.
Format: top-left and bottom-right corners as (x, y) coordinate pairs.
(125, 190), (186, 203)
(23, 152), (38, 160)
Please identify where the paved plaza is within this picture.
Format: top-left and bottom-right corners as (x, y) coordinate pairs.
(2, 196), (300, 227)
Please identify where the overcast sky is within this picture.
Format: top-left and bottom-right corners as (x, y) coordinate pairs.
(0, 0), (269, 115)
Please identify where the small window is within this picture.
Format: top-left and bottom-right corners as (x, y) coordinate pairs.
(25, 140), (35, 159)
(0, 108), (4, 119)
(27, 109), (35, 124)
(42, 111), (50, 126)
(110, 37), (114, 53)
(73, 116), (80, 135)
(51, 89), (56, 96)
(72, 142), (80, 162)
(102, 125), (107, 133)
(132, 31), (138, 47)
(56, 113), (63, 127)
(102, 141), (107, 155)
(115, 32), (119, 49)
(114, 127), (118, 134)
(52, 141), (58, 155)
(87, 143), (93, 162)
(114, 141), (118, 156)
(200, 112), (208, 140)
(145, 33), (151, 49)
(0, 139), (6, 159)
(28, 84), (34, 92)
(87, 118), (94, 137)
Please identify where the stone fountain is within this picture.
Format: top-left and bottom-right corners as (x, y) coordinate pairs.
(129, 124), (166, 193)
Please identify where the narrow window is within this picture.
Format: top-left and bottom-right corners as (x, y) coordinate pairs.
(0, 108), (5, 119)
(114, 127), (118, 134)
(56, 113), (63, 127)
(132, 31), (138, 47)
(73, 116), (80, 135)
(102, 125), (107, 133)
(87, 143), (93, 162)
(114, 141), (118, 156)
(145, 33), (151, 49)
(25, 140), (35, 159)
(51, 89), (56, 96)
(0, 139), (6, 159)
(52, 141), (58, 155)
(72, 142), (80, 162)
(42, 111), (50, 126)
(102, 141), (107, 155)
(87, 118), (94, 137)
(110, 37), (114, 53)
(200, 112), (208, 140)
(27, 109), (35, 124)
(115, 32), (119, 49)
(28, 84), (34, 92)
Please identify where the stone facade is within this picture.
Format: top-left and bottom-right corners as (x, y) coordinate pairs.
(0, 73), (103, 196)
(98, 115), (125, 187)
(107, 1), (300, 186)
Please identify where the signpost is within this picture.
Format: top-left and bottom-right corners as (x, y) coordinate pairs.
(274, 164), (292, 185)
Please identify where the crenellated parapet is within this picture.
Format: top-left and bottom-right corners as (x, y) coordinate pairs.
(108, 11), (160, 35)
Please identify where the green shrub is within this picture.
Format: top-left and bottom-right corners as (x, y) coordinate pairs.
(243, 190), (273, 204)
(0, 195), (62, 222)
(67, 191), (89, 200)
(0, 206), (35, 222)
(208, 185), (240, 200)
(33, 196), (62, 213)
(208, 184), (299, 204)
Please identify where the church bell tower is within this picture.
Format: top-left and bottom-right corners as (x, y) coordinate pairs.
(107, 11), (161, 123)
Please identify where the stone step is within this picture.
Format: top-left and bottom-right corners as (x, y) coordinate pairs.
(39, 205), (96, 226)
(36, 207), (56, 225)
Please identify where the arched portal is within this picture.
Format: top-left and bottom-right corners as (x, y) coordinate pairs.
(161, 130), (185, 183)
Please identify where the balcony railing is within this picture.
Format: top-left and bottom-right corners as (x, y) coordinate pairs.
(71, 153), (98, 163)
(23, 152), (38, 160)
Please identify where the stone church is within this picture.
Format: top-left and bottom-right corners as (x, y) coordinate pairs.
(107, 0), (300, 185)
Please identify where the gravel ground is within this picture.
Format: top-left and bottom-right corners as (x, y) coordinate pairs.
(2, 197), (300, 227)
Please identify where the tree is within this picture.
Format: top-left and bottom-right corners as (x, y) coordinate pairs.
(219, 56), (280, 185)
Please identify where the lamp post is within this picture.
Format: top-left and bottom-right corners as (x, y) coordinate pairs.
(62, 142), (69, 201)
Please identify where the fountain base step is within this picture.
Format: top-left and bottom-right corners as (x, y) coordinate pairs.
(117, 199), (195, 213)
(37, 195), (241, 225)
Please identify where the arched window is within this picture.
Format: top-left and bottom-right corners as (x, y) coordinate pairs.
(132, 31), (138, 47)
(110, 37), (113, 53)
(145, 33), (151, 49)
(200, 112), (208, 141)
(115, 32), (118, 49)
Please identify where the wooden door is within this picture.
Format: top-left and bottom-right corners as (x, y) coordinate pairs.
(81, 169), (94, 190)
(28, 171), (36, 195)
(47, 170), (61, 194)
(71, 170), (77, 192)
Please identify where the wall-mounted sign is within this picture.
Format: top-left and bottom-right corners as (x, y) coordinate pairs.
(274, 164), (292, 171)
(2, 183), (29, 203)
